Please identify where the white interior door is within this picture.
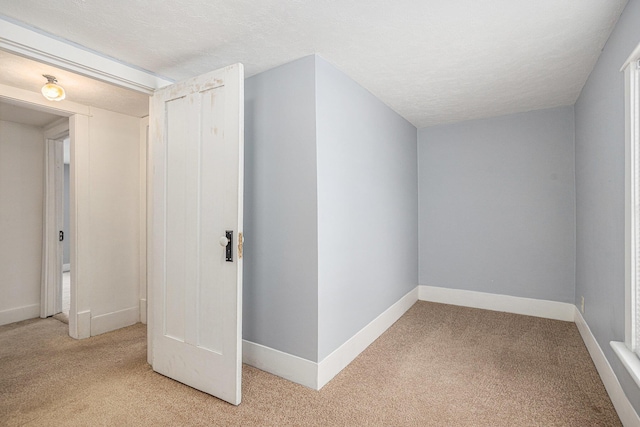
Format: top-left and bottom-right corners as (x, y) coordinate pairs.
(41, 137), (64, 318)
(149, 64), (244, 405)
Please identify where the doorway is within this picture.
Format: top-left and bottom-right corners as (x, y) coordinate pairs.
(47, 133), (72, 324)
(0, 99), (69, 327)
(41, 121), (70, 324)
(1, 48), (150, 339)
(62, 136), (70, 316)
(48, 135), (71, 324)
(1, 37), (244, 403)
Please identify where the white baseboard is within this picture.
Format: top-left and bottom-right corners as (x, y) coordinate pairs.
(0, 303), (40, 326)
(243, 340), (318, 389)
(243, 287), (419, 390)
(139, 298), (147, 324)
(418, 285), (575, 321)
(90, 306), (139, 336)
(574, 309), (640, 427)
(224, 282), (640, 424)
(69, 309), (91, 339)
(317, 287), (419, 389)
(414, 287), (639, 424)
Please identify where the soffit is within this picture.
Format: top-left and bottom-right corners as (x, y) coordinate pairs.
(0, 50), (149, 118)
(0, 98), (62, 127)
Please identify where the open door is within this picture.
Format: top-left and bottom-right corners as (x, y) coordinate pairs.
(149, 64), (244, 405)
(41, 137), (64, 318)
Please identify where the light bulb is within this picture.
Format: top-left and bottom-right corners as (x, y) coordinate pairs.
(41, 75), (66, 101)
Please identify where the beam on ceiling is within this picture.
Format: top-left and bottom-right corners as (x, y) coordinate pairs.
(0, 82), (90, 116)
(0, 18), (173, 94)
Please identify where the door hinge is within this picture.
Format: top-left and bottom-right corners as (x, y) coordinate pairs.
(59, 230), (64, 242)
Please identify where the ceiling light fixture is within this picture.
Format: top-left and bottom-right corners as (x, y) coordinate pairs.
(41, 75), (66, 101)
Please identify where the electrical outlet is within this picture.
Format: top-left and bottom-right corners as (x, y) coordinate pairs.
(580, 296), (585, 314)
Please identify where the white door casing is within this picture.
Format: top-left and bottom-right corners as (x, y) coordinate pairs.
(149, 64), (244, 405)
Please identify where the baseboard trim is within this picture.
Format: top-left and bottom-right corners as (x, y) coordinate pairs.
(317, 287), (419, 389)
(90, 306), (139, 336)
(243, 340), (318, 389)
(243, 287), (419, 390)
(75, 310), (91, 339)
(574, 309), (640, 427)
(418, 285), (575, 321)
(244, 285), (637, 424)
(0, 303), (40, 326)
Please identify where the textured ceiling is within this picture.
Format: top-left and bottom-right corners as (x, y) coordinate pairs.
(0, 0), (628, 127)
(0, 50), (149, 117)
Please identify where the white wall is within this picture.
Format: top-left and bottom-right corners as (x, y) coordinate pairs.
(315, 56), (419, 360)
(0, 120), (44, 325)
(418, 106), (576, 303)
(74, 107), (142, 336)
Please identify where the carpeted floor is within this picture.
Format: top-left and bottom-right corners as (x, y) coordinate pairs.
(0, 302), (621, 426)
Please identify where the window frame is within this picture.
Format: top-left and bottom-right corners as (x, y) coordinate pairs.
(624, 45), (640, 353)
(612, 40), (640, 388)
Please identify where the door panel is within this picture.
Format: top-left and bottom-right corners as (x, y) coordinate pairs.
(41, 138), (64, 318)
(150, 64), (244, 405)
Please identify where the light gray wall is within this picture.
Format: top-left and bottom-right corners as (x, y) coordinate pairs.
(0, 120), (44, 324)
(315, 56), (418, 361)
(574, 0), (640, 411)
(243, 56), (319, 361)
(418, 106), (576, 303)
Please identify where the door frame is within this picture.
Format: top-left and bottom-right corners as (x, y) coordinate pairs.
(0, 86), (92, 338)
(2, 23), (168, 338)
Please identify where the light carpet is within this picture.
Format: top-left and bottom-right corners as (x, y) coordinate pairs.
(0, 301), (621, 426)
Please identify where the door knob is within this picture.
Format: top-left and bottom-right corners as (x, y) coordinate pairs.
(219, 236), (229, 247)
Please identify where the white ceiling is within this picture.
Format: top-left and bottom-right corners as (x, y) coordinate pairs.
(0, 0), (629, 128)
